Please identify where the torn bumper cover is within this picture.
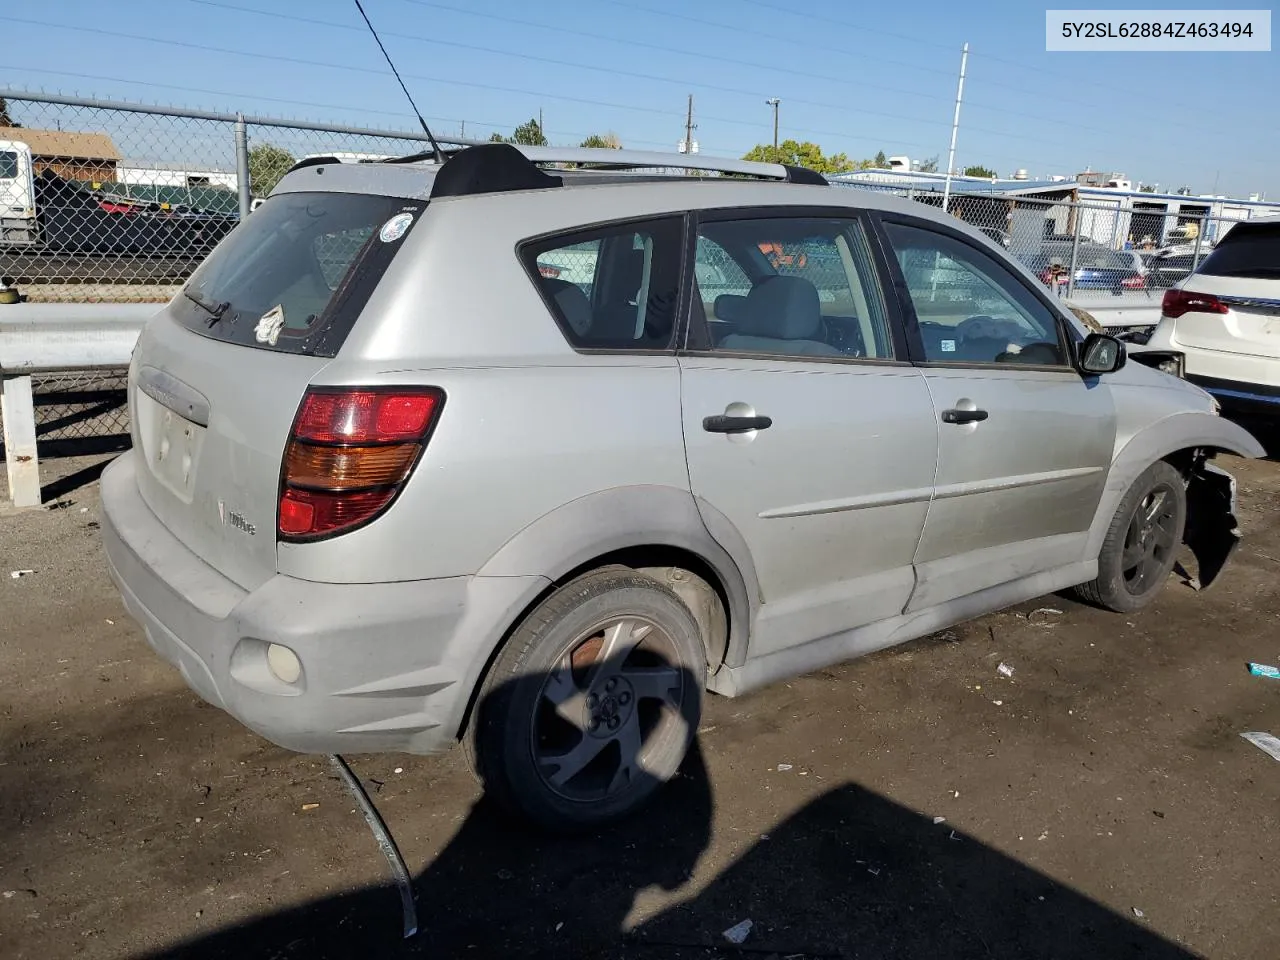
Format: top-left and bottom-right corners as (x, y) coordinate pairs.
(1184, 461), (1242, 590)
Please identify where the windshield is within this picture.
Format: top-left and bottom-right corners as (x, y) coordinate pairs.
(0, 151), (17, 179)
(1197, 223), (1280, 279)
(175, 191), (421, 356)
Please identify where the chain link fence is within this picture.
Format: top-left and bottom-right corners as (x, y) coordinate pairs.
(0, 91), (451, 306)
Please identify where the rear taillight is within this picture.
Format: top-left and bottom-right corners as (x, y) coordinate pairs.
(537, 263), (561, 279)
(1121, 275), (1146, 289)
(279, 387), (444, 541)
(1162, 288), (1228, 319)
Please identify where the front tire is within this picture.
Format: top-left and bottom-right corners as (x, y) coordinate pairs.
(1076, 461), (1187, 613)
(467, 567), (705, 833)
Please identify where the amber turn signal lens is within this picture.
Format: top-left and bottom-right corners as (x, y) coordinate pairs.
(284, 441), (419, 491)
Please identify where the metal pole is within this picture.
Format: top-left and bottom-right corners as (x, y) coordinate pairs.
(1191, 213), (1207, 272)
(234, 114), (251, 219)
(941, 42), (969, 215)
(684, 94), (694, 157)
(766, 98), (780, 151)
(1067, 200), (1083, 298)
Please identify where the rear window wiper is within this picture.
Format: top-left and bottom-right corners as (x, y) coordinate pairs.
(183, 289), (230, 325)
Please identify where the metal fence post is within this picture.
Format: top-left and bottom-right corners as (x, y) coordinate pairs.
(1067, 200), (1083, 298)
(234, 114), (251, 220)
(1191, 214), (1207, 272)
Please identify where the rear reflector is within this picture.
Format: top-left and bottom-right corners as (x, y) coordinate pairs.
(280, 387), (444, 540)
(1163, 288), (1228, 319)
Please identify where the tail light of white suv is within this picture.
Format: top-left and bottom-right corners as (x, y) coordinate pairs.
(278, 387), (445, 541)
(1162, 288), (1229, 319)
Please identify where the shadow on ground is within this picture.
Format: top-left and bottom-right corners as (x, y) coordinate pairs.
(133, 681), (1193, 960)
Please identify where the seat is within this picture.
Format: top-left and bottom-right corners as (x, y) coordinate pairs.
(718, 275), (841, 357)
(541, 277), (593, 338)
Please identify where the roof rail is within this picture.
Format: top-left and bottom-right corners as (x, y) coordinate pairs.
(427, 143), (828, 199)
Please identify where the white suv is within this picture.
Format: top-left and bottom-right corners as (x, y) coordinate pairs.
(1145, 216), (1280, 415)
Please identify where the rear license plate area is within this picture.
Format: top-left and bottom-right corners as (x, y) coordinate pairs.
(135, 389), (206, 502)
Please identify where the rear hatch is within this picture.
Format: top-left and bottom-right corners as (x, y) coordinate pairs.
(1174, 220), (1280, 358)
(129, 189), (424, 590)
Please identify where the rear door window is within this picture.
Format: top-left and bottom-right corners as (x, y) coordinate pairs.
(0, 151), (17, 179)
(174, 191), (421, 357)
(1197, 222), (1280, 279)
(522, 217), (683, 350)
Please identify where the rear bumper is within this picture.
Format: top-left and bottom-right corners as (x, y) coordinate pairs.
(101, 451), (547, 755)
(1186, 375), (1280, 417)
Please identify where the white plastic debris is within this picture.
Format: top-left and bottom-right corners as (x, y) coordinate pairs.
(1027, 607), (1063, 625)
(1132, 907), (1145, 919)
(997, 662), (1015, 678)
(776, 763), (793, 772)
(1241, 731), (1280, 763)
(555, 922), (564, 933)
(9, 570), (35, 579)
(992, 700), (1004, 706)
(933, 816), (946, 825)
(393, 767), (404, 774)
(723, 919), (754, 944)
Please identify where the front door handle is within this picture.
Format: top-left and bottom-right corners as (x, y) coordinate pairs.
(703, 414), (773, 433)
(941, 408), (989, 425)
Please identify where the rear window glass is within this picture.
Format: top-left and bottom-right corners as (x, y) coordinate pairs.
(0, 151), (17, 179)
(1198, 223), (1280, 279)
(174, 191), (421, 356)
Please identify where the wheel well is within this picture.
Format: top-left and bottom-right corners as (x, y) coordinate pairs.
(455, 545), (732, 742)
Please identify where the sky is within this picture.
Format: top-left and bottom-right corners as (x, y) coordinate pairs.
(1, 0), (1276, 198)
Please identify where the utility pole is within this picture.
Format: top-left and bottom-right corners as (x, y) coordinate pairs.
(682, 94), (697, 159)
(941, 42), (969, 215)
(766, 98), (780, 151)
(538, 107), (543, 136)
(460, 120), (465, 139)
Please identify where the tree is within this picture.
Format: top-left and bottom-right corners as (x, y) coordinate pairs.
(488, 131), (506, 143)
(918, 154), (939, 173)
(579, 132), (622, 149)
(742, 139), (855, 174)
(964, 164), (997, 178)
(873, 150), (887, 167)
(510, 118), (547, 147)
(0, 97), (18, 128)
(247, 143), (295, 197)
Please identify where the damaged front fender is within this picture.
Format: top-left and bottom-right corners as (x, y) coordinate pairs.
(1184, 461), (1242, 591)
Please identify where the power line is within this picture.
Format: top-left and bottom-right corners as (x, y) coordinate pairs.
(173, 2), (1123, 155)
(0, 64), (684, 150)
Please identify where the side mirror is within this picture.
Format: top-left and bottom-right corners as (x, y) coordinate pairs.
(1079, 332), (1126, 375)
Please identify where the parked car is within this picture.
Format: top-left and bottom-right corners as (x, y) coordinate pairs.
(100, 144), (1263, 832)
(1024, 243), (1147, 292)
(1144, 215), (1280, 416)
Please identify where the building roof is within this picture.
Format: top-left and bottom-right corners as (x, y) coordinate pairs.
(831, 169), (1074, 198)
(0, 126), (121, 162)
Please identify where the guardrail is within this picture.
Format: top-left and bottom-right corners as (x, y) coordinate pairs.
(1, 303), (150, 507)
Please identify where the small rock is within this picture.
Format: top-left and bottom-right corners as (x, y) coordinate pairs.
(933, 816), (946, 825)
(776, 763), (793, 772)
(1133, 907), (1145, 919)
(555, 922), (564, 933)
(393, 767), (404, 774)
(195, 909), (203, 918)
(195, 817), (203, 823)
(722, 919), (754, 944)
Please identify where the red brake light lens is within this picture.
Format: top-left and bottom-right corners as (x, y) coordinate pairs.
(280, 387), (444, 541)
(295, 390), (440, 444)
(1162, 288), (1228, 319)
(1121, 275), (1146, 289)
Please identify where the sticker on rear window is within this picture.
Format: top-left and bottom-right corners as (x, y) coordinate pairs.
(378, 212), (414, 243)
(254, 304), (285, 346)
(941, 339), (956, 353)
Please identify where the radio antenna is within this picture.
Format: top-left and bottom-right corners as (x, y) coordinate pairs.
(352, 0), (445, 163)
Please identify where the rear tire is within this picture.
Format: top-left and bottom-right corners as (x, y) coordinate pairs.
(1075, 461), (1186, 613)
(466, 567), (705, 833)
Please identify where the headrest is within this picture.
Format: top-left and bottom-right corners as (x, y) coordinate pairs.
(738, 275), (823, 340)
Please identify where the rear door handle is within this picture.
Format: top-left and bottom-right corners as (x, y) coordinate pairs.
(703, 414), (773, 433)
(941, 408), (989, 425)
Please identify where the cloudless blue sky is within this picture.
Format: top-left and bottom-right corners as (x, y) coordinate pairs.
(1, 0), (1276, 196)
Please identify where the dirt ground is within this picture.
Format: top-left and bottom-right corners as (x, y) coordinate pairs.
(2, 446), (1278, 960)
